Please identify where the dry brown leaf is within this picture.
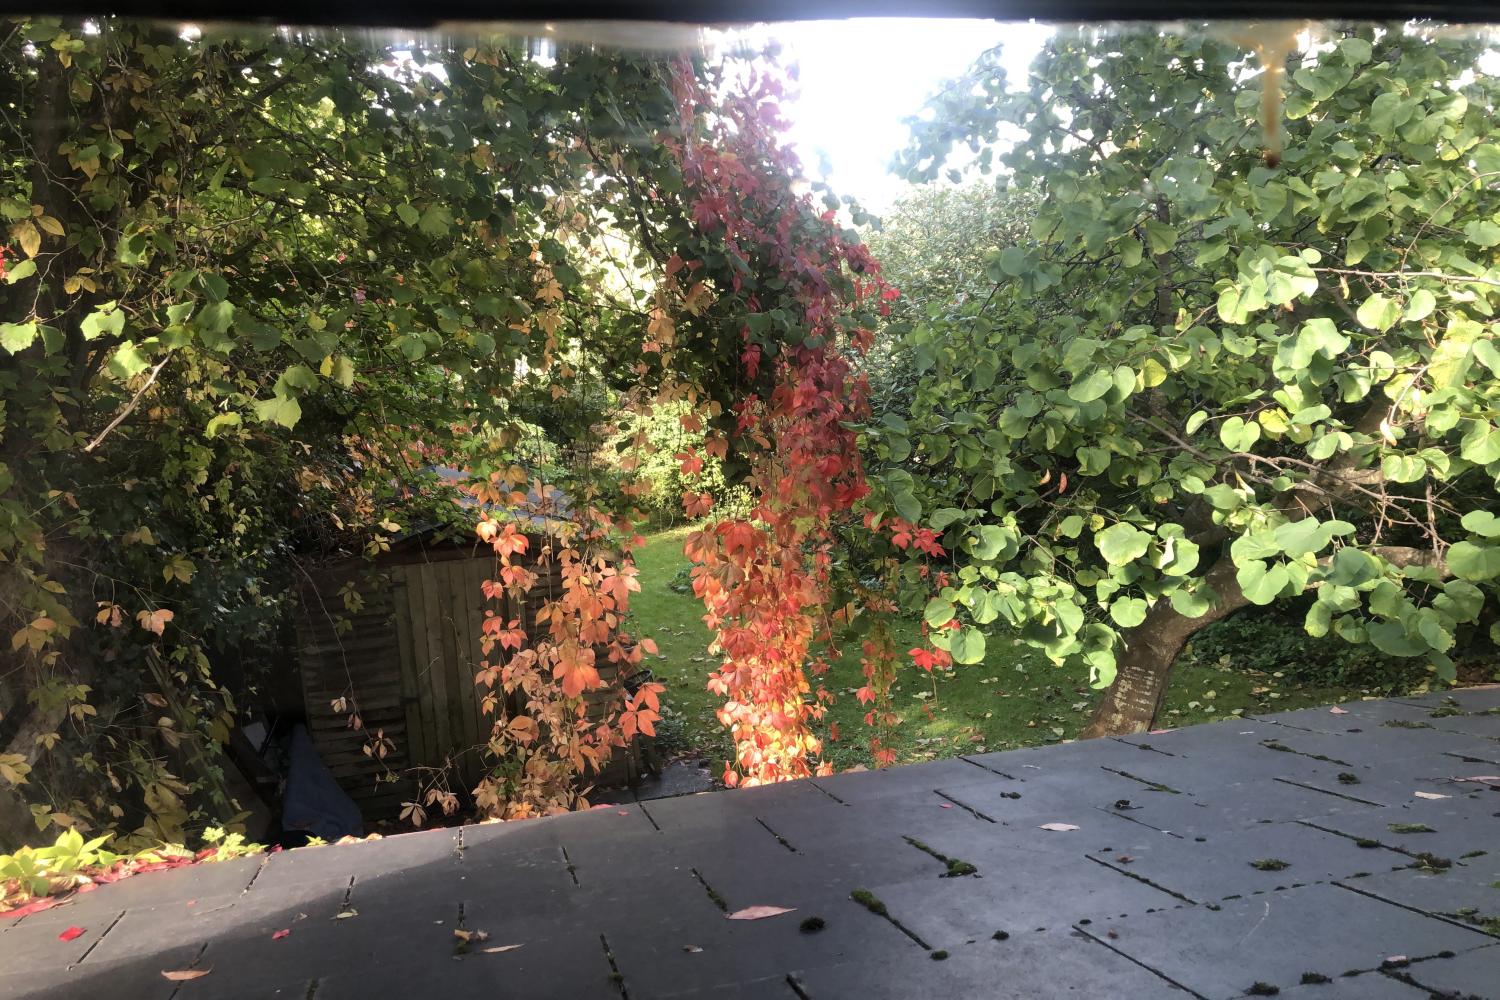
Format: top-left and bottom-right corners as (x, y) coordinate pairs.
(725, 905), (795, 920)
(161, 969), (211, 982)
(481, 944), (523, 954)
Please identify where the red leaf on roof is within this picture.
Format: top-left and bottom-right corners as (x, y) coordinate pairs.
(58, 926), (85, 942)
(272, 929), (290, 940)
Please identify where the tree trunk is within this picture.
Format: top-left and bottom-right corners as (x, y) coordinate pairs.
(1081, 553), (1250, 738)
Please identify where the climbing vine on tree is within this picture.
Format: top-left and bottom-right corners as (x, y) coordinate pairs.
(654, 59), (899, 784)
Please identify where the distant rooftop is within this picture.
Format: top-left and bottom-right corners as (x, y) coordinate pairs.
(4, 688), (1498, 999)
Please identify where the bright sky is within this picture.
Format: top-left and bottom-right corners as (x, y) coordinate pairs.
(758, 19), (1052, 211)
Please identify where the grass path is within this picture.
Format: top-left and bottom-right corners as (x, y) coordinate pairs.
(626, 527), (1424, 774)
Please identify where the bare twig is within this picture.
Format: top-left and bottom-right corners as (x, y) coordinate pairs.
(82, 352), (172, 453)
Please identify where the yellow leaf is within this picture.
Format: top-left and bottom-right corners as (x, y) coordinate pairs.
(11, 221), (40, 259)
(37, 215), (64, 237)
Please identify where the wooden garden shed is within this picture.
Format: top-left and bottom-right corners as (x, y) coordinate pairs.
(294, 528), (533, 818)
(295, 515), (640, 821)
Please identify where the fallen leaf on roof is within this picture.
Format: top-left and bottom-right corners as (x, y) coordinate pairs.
(481, 944), (523, 954)
(1454, 775), (1500, 784)
(682, 945), (703, 953)
(271, 929), (290, 940)
(1148, 728), (1175, 735)
(1413, 791), (1449, 800)
(453, 928), (489, 943)
(617, 811), (630, 816)
(1329, 706), (1348, 714)
(58, 926), (85, 942)
(334, 908), (358, 919)
(939, 803), (953, 809)
(1039, 823), (1079, 832)
(161, 969), (211, 982)
(725, 905), (795, 920)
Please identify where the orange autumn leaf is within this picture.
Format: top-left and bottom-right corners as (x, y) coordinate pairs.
(136, 608), (174, 636)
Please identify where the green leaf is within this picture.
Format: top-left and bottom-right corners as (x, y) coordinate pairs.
(1381, 454), (1425, 484)
(1109, 597), (1147, 628)
(1068, 368), (1113, 403)
(1356, 293), (1400, 331)
(1447, 541), (1500, 581)
(1461, 422), (1500, 465)
(923, 598), (955, 628)
(418, 204), (454, 237)
(1472, 339), (1500, 377)
(1463, 220), (1500, 247)
(1403, 288), (1437, 322)
(1367, 620), (1427, 657)
(1272, 518), (1330, 557)
(1327, 548), (1381, 587)
(106, 343), (148, 378)
(929, 508), (966, 530)
(997, 246), (1028, 277)
(4, 259), (36, 284)
(0, 322), (37, 354)
(396, 203), (420, 226)
(1237, 560), (1290, 605)
(278, 364), (319, 393)
(1169, 587), (1212, 618)
(969, 524), (1013, 561)
(1218, 416), (1261, 452)
(205, 412), (242, 438)
(252, 394), (302, 429)
(1096, 523), (1150, 566)
(950, 627), (986, 665)
(81, 306), (126, 340)
(1460, 510), (1500, 538)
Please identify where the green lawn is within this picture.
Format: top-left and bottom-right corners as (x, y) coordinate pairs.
(626, 527), (1434, 774)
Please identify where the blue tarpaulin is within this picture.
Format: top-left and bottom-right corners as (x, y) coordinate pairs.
(282, 722), (363, 841)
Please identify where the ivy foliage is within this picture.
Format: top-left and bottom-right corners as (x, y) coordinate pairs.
(870, 25), (1500, 690)
(0, 19), (822, 844)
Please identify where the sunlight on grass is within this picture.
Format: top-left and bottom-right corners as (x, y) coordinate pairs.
(628, 528), (1429, 775)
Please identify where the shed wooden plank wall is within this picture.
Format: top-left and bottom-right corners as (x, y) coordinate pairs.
(387, 555), (500, 791)
(296, 571), (413, 817)
(297, 535), (634, 821)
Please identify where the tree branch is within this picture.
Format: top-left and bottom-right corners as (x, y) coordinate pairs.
(83, 353), (172, 453)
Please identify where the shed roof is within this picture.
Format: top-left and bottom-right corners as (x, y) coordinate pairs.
(7, 687), (1500, 999)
